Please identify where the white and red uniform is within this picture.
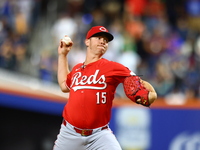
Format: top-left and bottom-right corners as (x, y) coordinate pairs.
(54, 58), (134, 150)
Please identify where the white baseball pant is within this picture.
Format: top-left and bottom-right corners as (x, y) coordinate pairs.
(53, 120), (122, 150)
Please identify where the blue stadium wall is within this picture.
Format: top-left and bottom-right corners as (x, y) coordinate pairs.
(0, 90), (200, 150)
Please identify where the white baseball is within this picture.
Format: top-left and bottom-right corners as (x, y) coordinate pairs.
(61, 36), (72, 45)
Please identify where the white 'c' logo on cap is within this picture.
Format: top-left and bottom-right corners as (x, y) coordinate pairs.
(99, 27), (107, 32)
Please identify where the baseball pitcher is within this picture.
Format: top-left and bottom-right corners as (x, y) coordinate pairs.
(53, 26), (157, 150)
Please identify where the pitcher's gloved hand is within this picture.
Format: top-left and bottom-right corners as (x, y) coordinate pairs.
(123, 76), (150, 107)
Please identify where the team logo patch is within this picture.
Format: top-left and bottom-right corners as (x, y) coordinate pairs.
(71, 70), (107, 91)
(99, 27), (107, 32)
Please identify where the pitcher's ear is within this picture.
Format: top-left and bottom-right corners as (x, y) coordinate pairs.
(85, 39), (89, 47)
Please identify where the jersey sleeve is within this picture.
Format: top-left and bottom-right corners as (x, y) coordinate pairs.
(66, 73), (71, 88)
(66, 63), (82, 88)
(108, 61), (135, 83)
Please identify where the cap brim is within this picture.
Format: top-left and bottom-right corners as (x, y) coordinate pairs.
(92, 32), (114, 42)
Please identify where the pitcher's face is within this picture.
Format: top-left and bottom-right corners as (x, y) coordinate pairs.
(85, 34), (109, 56)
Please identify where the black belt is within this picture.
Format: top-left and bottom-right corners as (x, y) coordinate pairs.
(62, 120), (108, 136)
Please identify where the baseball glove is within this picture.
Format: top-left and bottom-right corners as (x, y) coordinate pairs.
(123, 76), (150, 107)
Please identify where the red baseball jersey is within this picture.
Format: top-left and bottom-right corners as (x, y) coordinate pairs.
(63, 58), (134, 129)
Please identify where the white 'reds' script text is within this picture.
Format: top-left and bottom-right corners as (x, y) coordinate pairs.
(71, 70), (107, 91)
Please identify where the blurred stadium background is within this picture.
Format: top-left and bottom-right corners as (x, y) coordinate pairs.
(0, 0), (200, 150)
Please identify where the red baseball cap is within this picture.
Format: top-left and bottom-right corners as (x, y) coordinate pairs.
(86, 26), (114, 42)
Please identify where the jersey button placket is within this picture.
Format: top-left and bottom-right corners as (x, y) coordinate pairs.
(82, 90), (86, 127)
(79, 90), (85, 127)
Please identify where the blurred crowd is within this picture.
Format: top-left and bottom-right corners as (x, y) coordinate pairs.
(0, 0), (200, 101)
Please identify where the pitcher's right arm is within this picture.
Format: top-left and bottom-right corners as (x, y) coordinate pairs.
(57, 37), (73, 93)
